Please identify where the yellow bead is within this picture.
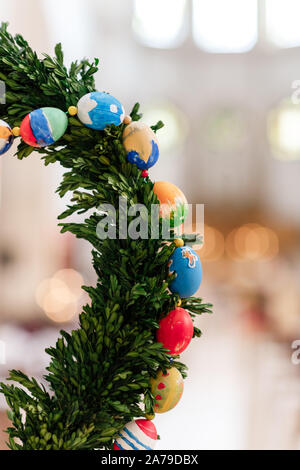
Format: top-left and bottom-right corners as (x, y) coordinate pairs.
(68, 106), (78, 116)
(12, 126), (20, 137)
(177, 299), (182, 307)
(174, 238), (184, 247)
(123, 115), (132, 125)
(145, 413), (155, 420)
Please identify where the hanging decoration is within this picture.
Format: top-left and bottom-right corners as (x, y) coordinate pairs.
(153, 181), (188, 227)
(168, 246), (202, 298)
(157, 307), (194, 356)
(20, 107), (68, 147)
(150, 367), (184, 413)
(122, 121), (159, 170)
(0, 119), (13, 155)
(113, 419), (157, 450)
(77, 91), (125, 130)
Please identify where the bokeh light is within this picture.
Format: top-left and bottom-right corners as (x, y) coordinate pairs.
(268, 100), (300, 161)
(133, 0), (187, 49)
(142, 103), (189, 153)
(197, 225), (225, 261)
(265, 0), (300, 48)
(199, 108), (248, 153)
(226, 224), (279, 261)
(193, 0), (257, 53)
(35, 269), (83, 323)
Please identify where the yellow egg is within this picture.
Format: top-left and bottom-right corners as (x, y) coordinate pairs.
(150, 367), (184, 413)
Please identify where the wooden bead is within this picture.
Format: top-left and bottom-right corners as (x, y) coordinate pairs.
(12, 126), (20, 137)
(123, 115), (132, 124)
(174, 238), (184, 247)
(177, 299), (182, 307)
(68, 106), (78, 116)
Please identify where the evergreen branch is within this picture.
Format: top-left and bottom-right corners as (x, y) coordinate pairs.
(0, 24), (212, 450)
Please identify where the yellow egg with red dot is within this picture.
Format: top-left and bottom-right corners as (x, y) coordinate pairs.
(150, 367), (183, 413)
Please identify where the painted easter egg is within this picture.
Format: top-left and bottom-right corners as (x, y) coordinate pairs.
(20, 107), (68, 148)
(157, 307), (193, 356)
(77, 91), (125, 130)
(168, 246), (202, 298)
(122, 121), (159, 170)
(153, 181), (188, 227)
(0, 120), (13, 155)
(113, 419), (157, 450)
(150, 367), (184, 414)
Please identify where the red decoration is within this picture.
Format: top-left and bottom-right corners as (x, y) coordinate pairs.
(141, 169), (148, 177)
(20, 114), (39, 147)
(156, 307), (193, 356)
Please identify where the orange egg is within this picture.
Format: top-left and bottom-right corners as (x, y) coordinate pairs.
(153, 181), (188, 227)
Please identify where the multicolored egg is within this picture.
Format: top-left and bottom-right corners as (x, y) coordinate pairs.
(150, 367), (184, 413)
(157, 307), (194, 356)
(20, 107), (68, 147)
(122, 121), (159, 170)
(113, 419), (157, 450)
(168, 246), (202, 298)
(77, 91), (124, 130)
(0, 120), (13, 155)
(153, 181), (188, 227)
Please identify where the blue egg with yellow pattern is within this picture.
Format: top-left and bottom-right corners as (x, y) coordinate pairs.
(0, 119), (13, 155)
(77, 91), (125, 130)
(122, 121), (159, 170)
(168, 246), (202, 298)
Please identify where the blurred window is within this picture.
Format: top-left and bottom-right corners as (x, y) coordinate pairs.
(142, 103), (188, 152)
(268, 100), (300, 161)
(192, 0), (258, 53)
(198, 108), (248, 152)
(133, 0), (188, 48)
(265, 0), (300, 48)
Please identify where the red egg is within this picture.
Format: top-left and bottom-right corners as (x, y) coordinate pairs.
(156, 307), (194, 356)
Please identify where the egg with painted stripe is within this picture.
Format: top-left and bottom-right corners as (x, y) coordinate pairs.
(0, 120), (13, 155)
(77, 91), (125, 130)
(153, 181), (188, 227)
(168, 246), (202, 298)
(150, 367), (184, 414)
(113, 419), (157, 450)
(20, 107), (68, 148)
(123, 121), (159, 170)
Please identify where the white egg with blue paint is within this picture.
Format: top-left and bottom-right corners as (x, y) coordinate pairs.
(0, 120), (13, 155)
(77, 91), (125, 130)
(113, 419), (157, 450)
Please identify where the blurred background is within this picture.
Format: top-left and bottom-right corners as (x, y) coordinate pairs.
(1, 0), (300, 450)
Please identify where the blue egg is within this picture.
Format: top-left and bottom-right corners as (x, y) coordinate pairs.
(77, 91), (125, 130)
(168, 246), (202, 298)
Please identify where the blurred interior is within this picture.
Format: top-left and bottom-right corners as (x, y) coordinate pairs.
(1, 0), (300, 450)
